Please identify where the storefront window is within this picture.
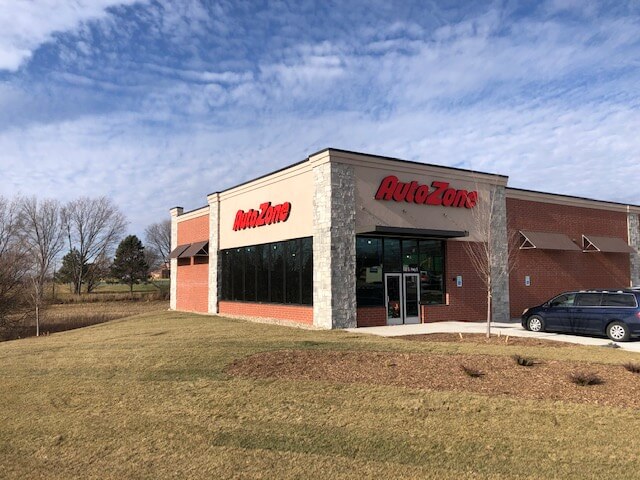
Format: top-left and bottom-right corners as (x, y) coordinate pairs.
(244, 246), (256, 302)
(301, 238), (313, 304)
(419, 240), (445, 304)
(232, 248), (243, 301)
(401, 240), (419, 272)
(383, 238), (401, 272)
(271, 242), (284, 303)
(356, 237), (384, 306)
(285, 240), (300, 304)
(356, 236), (446, 307)
(256, 244), (269, 302)
(221, 250), (231, 299)
(220, 237), (312, 305)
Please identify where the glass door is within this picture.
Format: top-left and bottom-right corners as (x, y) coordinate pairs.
(385, 274), (403, 325)
(403, 273), (420, 324)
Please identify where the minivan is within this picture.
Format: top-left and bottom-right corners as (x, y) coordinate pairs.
(521, 290), (640, 341)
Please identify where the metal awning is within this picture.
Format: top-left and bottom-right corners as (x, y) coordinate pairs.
(519, 231), (581, 251)
(357, 225), (468, 239)
(180, 241), (209, 257)
(582, 235), (636, 253)
(169, 244), (191, 259)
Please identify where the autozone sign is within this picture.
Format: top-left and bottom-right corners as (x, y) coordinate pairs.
(233, 201), (292, 231)
(375, 175), (478, 208)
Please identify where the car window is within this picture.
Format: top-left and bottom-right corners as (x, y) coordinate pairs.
(601, 294), (637, 307)
(549, 293), (576, 307)
(574, 293), (602, 307)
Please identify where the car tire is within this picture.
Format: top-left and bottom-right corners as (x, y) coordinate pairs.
(527, 315), (545, 333)
(606, 321), (630, 342)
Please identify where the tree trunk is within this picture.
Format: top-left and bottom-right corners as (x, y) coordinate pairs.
(130, 282), (134, 300)
(35, 302), (39, 337)
(486, 290), (491, 338)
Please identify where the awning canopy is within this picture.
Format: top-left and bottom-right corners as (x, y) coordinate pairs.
(519, 231), (581, 251)
(181, 241), (209, 257)
(357, 225), (468, 239)
(169, 244), (190, 259)
(169, 241), (209, 259)
(582, 235), (636, 253)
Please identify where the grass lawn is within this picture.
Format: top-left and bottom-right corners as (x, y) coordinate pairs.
(90, 281), (170, 294)
(1, 312), (640, 479)
(49, 281), (169, 303)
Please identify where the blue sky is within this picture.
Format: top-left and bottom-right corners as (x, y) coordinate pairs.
(1, 0), (639, 234)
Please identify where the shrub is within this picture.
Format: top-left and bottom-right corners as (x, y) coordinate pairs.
(461, 365), (484, 378)
(569, 372), (603, 386)
(513, 355), (535, 367)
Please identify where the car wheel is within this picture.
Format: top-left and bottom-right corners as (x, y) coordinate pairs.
(606, 321), (630, 342)
(527, 315), (545, 333)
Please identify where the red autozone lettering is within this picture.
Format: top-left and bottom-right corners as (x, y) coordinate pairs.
(233, 201), (292, 231)
(375, 175), (477, 208)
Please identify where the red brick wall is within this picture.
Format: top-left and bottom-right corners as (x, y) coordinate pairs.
(507, 198), (630, 318)
(219, 301), (313, 325)
(357, 307), (386, 327)
(177, 214), (209, 245)
(427, 241), (487, 322)
(176, 214), (210, 314)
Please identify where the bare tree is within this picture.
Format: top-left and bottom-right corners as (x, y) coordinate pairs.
(20, 197), (65, 336)
(0, 196), (29, 335)
(62, 197), (127, 295)
(463, 186), (519, 337)
(85, 254), (112, 293)
(144, 219), (171, 269)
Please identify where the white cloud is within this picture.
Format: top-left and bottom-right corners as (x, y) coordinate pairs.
(0, 0), (144, 71)
(1, 88), (639, 235)
(1, 0), (640, 235)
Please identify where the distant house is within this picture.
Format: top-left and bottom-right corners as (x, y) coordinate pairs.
(150, 263), (170, 280)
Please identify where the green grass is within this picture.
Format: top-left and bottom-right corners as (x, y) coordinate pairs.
(1, 312), (640, 479)
(91, 280), (169, 294)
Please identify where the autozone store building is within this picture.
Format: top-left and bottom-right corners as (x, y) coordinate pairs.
(169, 148), (640, 329)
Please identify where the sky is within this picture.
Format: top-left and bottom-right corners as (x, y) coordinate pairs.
(1, 0), (639, 236)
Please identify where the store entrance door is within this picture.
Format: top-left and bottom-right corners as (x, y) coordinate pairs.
(385, 273), (421, 325)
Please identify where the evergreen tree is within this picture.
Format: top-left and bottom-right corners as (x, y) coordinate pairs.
(56, 249), (86, 294)
(111, 235), (149, 297)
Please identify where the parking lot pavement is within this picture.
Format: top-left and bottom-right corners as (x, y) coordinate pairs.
(345, 321), (640, 353)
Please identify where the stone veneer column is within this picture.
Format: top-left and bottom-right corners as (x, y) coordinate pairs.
(312, 161), (357, 329)
(490, 186), (511, 322)
(207, 193), (220, 314)
(628, 212), (640, 286)
(169, 206), (183, 310)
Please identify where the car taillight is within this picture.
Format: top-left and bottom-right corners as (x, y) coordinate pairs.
(636, 312), (640, 320)
(522, 308), (529, 316)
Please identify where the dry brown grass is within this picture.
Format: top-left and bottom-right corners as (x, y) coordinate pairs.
(2, 300), (167, 340)
(2, 312), (640, 479)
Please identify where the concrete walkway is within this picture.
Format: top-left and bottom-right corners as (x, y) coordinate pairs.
(346, 321), (640, 353)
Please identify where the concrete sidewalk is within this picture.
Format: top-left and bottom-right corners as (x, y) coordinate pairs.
(346, 321), (640, 353)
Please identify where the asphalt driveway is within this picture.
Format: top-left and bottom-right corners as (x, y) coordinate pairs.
(347, 320), (640, 353)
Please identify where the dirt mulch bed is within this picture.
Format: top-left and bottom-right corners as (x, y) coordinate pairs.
(397, 333), (574, 347)
(228, 350), (640, 409)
